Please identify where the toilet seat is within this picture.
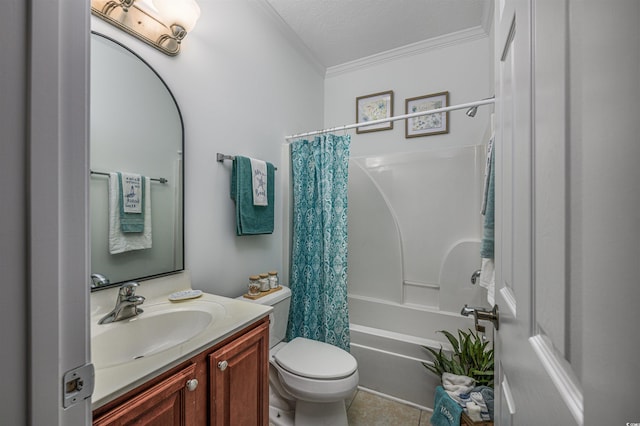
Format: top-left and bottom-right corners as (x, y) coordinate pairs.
(273, 337), (357, 379)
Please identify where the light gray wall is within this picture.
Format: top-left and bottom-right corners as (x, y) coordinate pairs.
(324, 33), (493, 157)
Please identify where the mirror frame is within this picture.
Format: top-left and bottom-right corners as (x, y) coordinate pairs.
(90, 31), (185, 291)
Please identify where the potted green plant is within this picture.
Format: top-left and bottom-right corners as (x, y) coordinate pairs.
(423, 329), (494, 387)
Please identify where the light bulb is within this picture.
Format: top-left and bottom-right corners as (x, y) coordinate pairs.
(153, 0), (201, 33)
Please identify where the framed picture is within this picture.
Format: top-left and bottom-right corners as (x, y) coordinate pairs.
(405, 91), (449, 138)
(356, 90), (394, 134)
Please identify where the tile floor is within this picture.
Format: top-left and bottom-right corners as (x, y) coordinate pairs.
(346, 388), (432, 426)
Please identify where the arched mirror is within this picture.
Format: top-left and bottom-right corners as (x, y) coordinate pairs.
(90, 32), (184, 290)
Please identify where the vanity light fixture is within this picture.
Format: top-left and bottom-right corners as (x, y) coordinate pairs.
(91, 0), (201, 56)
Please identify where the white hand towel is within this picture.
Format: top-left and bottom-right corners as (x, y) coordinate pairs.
(479, 258), (495, 305)
(249, 157), (268, 206)
(109, 173), (152, 254)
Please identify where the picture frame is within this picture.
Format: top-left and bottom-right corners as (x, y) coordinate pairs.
(356, 90), (394, 134)
(405, 91), (449, 138)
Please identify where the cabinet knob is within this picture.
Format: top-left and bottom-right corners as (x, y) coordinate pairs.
(217, 360), (228, 371)
(185, 378), (198, 391)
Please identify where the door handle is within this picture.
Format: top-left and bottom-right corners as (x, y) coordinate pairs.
(461, 304), (499, 331)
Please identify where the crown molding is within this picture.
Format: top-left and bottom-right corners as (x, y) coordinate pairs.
(254, 0), (326, 77)
(326, 26), (489, 78)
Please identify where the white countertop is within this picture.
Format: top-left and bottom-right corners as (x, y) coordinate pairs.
(90, 272), (271, 409)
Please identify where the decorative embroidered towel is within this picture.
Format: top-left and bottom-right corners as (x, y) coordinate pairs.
(118, 172), (145, 233)
(249, 157), (268, 206)
(109, 173), (152, 254)
(231, 156), (274, 235)
(431, 386), (463, 426)
(120, 172), (143, 213)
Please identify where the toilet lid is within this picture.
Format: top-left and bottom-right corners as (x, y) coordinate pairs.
(274, 337), (357, 379)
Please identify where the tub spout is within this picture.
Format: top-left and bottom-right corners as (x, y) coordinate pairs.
(460, 304), (500, 331)
(460, 305), (477, 317)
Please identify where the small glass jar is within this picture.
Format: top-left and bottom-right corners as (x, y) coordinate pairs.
(247, 275), (261, 296)
(268, 271), (279, 289)
(259, 273), (270, 292)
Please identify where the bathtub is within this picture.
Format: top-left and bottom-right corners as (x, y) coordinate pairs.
(346, 239), (491, 409)
(348, 294), (484, 410)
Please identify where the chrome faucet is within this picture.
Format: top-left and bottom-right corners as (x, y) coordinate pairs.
(460, 304), (500, 331)
(98, 282), (145, 324)
(91, 273), (110, 288)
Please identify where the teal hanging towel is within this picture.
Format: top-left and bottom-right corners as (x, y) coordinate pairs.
(480, 141), (495, 259)
(286, 134), (351, 352)
(230, 156), (275, 235)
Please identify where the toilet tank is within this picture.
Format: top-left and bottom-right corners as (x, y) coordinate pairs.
(238, 286), (291, 349)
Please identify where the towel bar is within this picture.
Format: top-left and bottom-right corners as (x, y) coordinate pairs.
(216, 153), (277, 170)
(90, 170), (168, 184)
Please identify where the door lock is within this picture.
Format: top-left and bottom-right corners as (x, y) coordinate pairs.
(63, 363), (94, 408)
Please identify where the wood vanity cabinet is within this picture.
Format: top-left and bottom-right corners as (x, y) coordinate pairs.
(93, 318), (269, 426)
(209, 322), (269, 425)
(93, 363), (198, 426)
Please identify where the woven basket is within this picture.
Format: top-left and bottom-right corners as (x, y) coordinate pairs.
(460, 412), (493, 426)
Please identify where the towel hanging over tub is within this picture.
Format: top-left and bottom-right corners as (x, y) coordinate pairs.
(479, 137), (495, 305)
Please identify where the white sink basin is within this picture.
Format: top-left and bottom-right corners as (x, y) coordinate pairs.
(92, 301), (226, 369)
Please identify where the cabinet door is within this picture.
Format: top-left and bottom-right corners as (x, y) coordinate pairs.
(209, 322), (269, 426)
(93, 363), (198, 426)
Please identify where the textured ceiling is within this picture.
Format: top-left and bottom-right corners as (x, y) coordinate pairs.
(266, 0), (492, 68)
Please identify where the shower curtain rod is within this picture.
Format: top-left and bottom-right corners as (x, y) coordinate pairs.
(285, 97), (495, 141)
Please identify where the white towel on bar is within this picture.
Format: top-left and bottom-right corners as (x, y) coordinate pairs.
(479, 258), (495, 306)
(250, 157), (268, 206)
(109, 172), (152, 254)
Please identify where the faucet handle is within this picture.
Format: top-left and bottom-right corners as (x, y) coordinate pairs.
(119, 281), (139, 297)
(91, 273), (110, 288)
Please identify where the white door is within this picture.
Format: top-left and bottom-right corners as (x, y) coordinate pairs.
(28, 0), (93, 424)
(493, 0), (582, 424)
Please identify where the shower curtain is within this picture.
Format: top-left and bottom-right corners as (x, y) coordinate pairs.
(286, 134), (351, 351)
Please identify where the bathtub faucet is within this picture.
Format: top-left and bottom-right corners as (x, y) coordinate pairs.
(460, 304), (500, 331)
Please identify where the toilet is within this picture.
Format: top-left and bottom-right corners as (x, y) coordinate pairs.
(239, 286), (359, 426)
